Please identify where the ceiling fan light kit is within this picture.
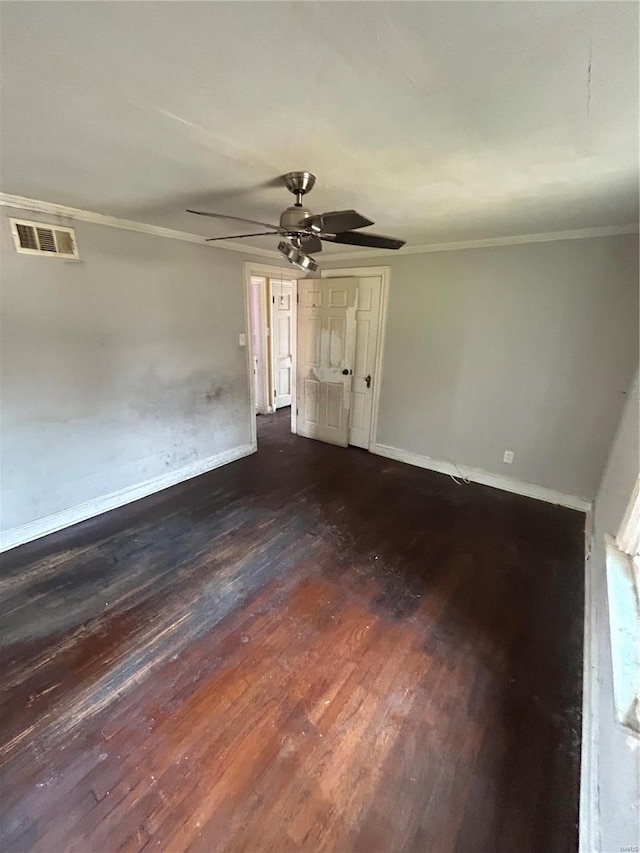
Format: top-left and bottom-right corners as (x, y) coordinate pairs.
(187, 171), (405, 272)
(277, 241), (319, 273)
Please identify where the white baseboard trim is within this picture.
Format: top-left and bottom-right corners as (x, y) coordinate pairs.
(0, 442), (257, 554)
(371, 443), (592, 512)
(579, 512), (600, 852)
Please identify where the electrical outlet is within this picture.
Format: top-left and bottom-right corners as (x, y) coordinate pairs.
(503, 450), (514, 464)
(238, 333), (246, 347)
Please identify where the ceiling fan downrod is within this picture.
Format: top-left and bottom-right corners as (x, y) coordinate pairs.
(284, 170), (316, 210)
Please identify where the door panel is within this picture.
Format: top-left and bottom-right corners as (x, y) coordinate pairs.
(350, 387), (366, 431)
(296, 278), (358, 447)
(304, 378), (320, 423)
(270, 280), (294, 409)
(349, 275), (382, 448)
(306, 317), (321, 365)
(326, 383), (344, 429)
(355, 318), (370, 375)
(329, 317), (346, 365)
(278, 367), (290, 396)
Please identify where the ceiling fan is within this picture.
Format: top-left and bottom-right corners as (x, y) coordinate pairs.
(186, 171), (405, 273)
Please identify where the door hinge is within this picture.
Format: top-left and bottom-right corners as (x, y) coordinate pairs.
(296, 407), (298, 415)
(272, 295), (275, 304)
(296, 292), (299, 303)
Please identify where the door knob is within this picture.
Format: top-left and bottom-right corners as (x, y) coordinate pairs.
(365, 374), (372, 389)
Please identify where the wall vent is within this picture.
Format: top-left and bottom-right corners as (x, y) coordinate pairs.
(9, 218), (79, 258)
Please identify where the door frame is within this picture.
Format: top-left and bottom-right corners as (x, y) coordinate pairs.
(244, 262), (304, 442)
(248, 273), (271, 417)
(320, 266), (390, 450)
(270, 279), (295, 411)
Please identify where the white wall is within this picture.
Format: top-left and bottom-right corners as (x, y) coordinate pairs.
(587, 375), (639, 852)
(325, 234), (639, 500)
(0, 209), (272, 545)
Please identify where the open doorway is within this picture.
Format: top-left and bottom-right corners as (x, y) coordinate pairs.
(245, 263), (389, 452)
(245, 263), (302, 444)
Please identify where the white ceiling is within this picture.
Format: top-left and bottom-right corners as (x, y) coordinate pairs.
(1, 2), (638, 254)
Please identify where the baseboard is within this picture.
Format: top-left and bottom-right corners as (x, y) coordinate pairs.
(0, 442), (257, 553)
(371, 443), (592, 512)
(579, 511), (600, 852)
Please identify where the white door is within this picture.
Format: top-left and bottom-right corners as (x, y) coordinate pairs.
(270, 279), (294, 410)
(348, 275), (382, 448)
(296, 277), (358, 447)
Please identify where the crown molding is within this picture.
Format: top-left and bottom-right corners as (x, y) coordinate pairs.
(320, 223), (640, 261)
(0, 192), (281, 260)
(1, 192), (636, 262)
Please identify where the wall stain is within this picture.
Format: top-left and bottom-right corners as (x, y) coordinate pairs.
(129, 368), (247, 420)
(205, 384), (226, 404)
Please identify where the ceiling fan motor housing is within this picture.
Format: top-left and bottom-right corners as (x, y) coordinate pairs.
(280, 204), (311, 232)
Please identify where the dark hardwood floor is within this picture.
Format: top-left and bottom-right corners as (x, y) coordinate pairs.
(0, 408), (584, 852)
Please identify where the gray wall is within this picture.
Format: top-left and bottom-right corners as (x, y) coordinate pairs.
(0, 209), (271, 536)
(326, 234), (639, 499)
(590, 375), (639, 851)
(3, 221), (637, 542)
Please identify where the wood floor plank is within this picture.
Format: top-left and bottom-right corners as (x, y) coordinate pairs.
(0, 408), (584, 852)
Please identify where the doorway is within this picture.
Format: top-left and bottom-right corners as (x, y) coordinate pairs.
(245, 263), (389, 452)
(245, 264), (303, 445)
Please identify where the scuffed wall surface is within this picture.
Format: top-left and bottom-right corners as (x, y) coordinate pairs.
(0, 210), (263, 532)
(324, 234), (639, 499)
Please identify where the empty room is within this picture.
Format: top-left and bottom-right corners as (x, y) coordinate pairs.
(1, 2), (638, 852)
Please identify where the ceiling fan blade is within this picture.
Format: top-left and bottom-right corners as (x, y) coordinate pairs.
(299, 209), (374, 234)
(322, 231), (406, 250)
(299, 234), (323, 254)
(186, 209), (281, 231)
(205, 231), (280, 242)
